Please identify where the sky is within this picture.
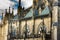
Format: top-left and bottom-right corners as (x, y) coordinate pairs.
(0, 0), (33, 15)
(0, 0), (33, 23)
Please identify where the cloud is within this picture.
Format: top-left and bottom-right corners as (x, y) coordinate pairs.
(10, 0), (33, 15)
(21, 0), (33, 9)
(0, 0), (15, 14)
(0, 0), (11, 20)
(0, 0), (11, 9)
(0, 0), (33, 15)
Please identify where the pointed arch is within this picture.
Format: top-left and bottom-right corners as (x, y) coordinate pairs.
(23, 24), (30, 37)
(37, 22), (47, 35)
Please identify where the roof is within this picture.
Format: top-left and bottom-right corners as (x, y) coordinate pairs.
(12, 6), (50, 20)
(24, 6), (50, 18)
(10, 15), (19, 20)
(24, 8), (33, 18)
(14, 15), (18, 19)
(40, 6), (50, 15)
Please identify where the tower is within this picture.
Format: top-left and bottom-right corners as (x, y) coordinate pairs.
(17, 0), (22, 17)
(17, 0), (22, 37)
(12, 8), (14, 15)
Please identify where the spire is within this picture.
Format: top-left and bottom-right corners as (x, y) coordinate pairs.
(5, 9), (7, 14)
(19, 0), (21, 7)
(17, 0), (22, 15)
(9, 7), (10, 14)
(2, 13), (3, 20)
(12, 8), (14, 15)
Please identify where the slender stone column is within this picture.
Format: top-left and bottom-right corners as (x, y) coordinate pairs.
(52, 0), (58, 40)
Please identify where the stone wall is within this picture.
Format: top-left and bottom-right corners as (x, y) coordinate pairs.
(20, 17), (51, 35)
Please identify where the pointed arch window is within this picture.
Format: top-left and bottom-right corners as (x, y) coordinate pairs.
(26, 25), (30, 34)
(23, 24), (30, 37)
(11, 26), (16, 37)
(37, 22), (47, 35)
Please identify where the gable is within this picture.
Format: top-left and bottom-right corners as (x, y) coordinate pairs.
(24, 6), (50, 18)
